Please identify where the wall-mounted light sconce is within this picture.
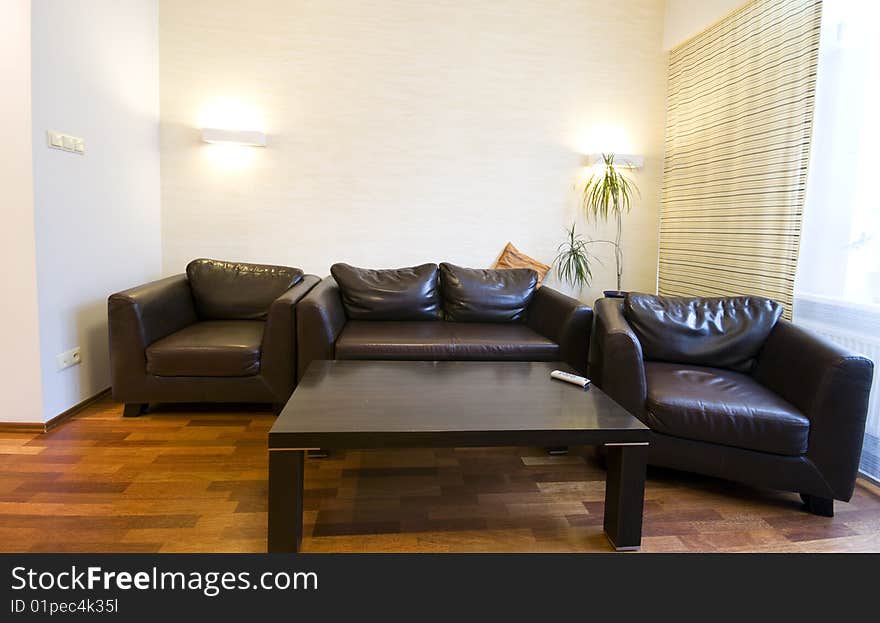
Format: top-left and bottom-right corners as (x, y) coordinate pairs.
(583, 153), (644, 169)
(201, 128), (267, 147)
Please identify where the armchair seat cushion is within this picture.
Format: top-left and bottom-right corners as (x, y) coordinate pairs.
(644, 362), (810, 456)
(146, 321), (265, 377)
(334, 321), (559, 361)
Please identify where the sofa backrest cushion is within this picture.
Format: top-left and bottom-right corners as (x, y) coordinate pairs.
(440, 263), (538, 322)
(330, 263), (442, 320)
(623, 292), (783, 373)
(186, 258), (303, 320)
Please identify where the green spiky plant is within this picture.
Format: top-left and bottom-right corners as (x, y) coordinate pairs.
(582, 153), (640, 293)
(553, 223), (593, 291)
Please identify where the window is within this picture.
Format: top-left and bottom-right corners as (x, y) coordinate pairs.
(795, 0), (880, 482)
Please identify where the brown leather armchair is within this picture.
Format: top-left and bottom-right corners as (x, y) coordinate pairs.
(297, 262), (592, 381)
(109, 259), (319, 415)
(590, 293), (874, 516)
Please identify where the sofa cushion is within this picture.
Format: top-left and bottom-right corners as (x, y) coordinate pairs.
(440, 263), (538, 322)
(335, 321), (455, 360)
(330, 263), (441, 321)
(146, 321), (264, 377)
(187, 258), (303, 321)
(644, 362), (809, 456)
(624, 292), (783, 372)
(335, 321), (558, 361)
(447, 323), (559, 360)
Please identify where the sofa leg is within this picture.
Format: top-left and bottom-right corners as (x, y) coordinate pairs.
(801, 493), (834, 517)
(122, 403), (147, 418)
(308, 449), (330, 459)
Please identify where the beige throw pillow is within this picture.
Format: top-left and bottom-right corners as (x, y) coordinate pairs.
(492, 242), (550, 286)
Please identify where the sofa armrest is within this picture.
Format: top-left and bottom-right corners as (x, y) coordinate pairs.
(260, 275), (321, 403)
(108, 274), (198, 399)
(296, 277), (348, 381)
(526, 286), (592, 374)
(754, 320), (874, 500)
(589, 298), (648, 419)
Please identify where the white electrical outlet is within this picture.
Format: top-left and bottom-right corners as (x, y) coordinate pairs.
(56, 347), (82, 371)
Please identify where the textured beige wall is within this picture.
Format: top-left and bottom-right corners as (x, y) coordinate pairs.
(160, 0), (668, 302)
(663, 0), (750, 50)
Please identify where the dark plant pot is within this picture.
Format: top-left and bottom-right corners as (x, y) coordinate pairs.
(603, 290), (628, 299)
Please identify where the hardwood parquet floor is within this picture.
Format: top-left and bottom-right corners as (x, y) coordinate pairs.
(1, 396), (879, 553)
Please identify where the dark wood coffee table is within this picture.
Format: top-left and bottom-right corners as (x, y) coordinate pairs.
(268, 360), (650, 552)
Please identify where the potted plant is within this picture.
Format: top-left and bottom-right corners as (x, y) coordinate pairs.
(582, 153), (639, 298)
(553, 223), (593, 291)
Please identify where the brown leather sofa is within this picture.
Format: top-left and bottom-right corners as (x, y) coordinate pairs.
(590, 293), (874, 516)
(296, 262), (592, 380)
(109, 259), (320, 415)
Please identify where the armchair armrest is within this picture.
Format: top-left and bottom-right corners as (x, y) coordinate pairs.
(108, 274), (197, 399)
(526, 286), (592, 374)
(589, 298), (647, 419)
(296, 277), (348, 381)
(754, 320), (874, 500)
(260, 275), (321, 402)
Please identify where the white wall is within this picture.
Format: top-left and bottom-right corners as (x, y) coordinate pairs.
(0, 0), (44, 423)
(31, 0), (162, 422)
(663, 0), (749, 50)
(160, 0), (669, 303)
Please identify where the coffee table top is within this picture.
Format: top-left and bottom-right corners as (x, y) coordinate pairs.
(270, 361), (648, 449)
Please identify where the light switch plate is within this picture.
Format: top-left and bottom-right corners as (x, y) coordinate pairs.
(47, 131), (85, 155)
(47, 131), (64, 148)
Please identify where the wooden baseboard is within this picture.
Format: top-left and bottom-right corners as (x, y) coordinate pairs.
(0, 388), (110, 434)
(0, 421), (46, 433)
(859, 475), (880, 494)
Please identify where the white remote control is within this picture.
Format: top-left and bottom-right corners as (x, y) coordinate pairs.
(550, 370), (591, 389)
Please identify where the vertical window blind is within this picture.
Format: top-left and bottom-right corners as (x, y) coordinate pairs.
(658, 0), (822, 318)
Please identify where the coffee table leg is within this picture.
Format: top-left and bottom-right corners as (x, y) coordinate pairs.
(268, 449), (304, 553)
(603, 442), (647, 551)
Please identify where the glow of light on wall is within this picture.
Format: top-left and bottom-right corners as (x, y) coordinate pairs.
(203, 143), (257, 171)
